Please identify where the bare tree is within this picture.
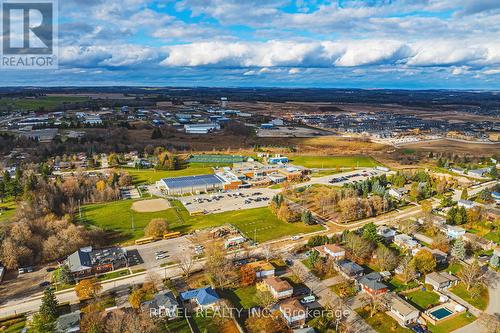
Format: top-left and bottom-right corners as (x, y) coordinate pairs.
(458, 260), (484, 291)
(360, 293), (389, 318)
(176, 251), (195, 278)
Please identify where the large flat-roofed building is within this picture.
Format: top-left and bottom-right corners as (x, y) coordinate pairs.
(156, 174), (226, 195)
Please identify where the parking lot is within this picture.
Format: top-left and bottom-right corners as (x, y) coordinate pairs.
(180, 187), (280, 214)
(126, 236), (193, 270)
(299, 168), (389, 188)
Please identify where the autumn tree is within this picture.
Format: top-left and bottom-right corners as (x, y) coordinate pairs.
(254, 289), (276, 310)
(75, 278), (102, 300)
(29, 313), (56, 333)
(129, 288), (146, 309)
(345, 233), (374, 263)
(144, 218), (169, 238)
(245, 311), (287, 333)
(240, 265), (256, 286)
(399, 257), (418, 284)
(373, 245), (399, 271)
(412, 249), (436, 274)
(204, 242), (238, 289)
(458, 260), (484, 291)
(361, 293), (389, 318)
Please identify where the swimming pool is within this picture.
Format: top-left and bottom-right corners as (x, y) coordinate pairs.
(430, 307), (453, 320)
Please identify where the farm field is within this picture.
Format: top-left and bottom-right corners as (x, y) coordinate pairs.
(290, 155), (378, 169)
(0, 96), (89, 111)
(118, 165), (215, 185)
(79, 199), (323, 244)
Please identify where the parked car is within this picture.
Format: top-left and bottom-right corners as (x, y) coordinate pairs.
(300, 295), (316, 304)
(18, 267), (34, 274)
(291, 235), (302, 241)
(39, 281), (51, 288)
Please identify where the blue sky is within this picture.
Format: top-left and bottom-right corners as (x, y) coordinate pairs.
(2, 0), (500, 88)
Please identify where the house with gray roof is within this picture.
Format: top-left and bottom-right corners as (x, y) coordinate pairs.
(55, 311), (81, 333)
(142, 290), (179, 319)
(66, 246), (127, 280)
(335, 259), (364, 279)
(358, 272), (388, 296)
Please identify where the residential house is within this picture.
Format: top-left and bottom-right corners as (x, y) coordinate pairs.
(413, 247), (448, 264)
(55, 311), (81, 333)
(457, 199), (476, 209)
(388, 293), (420, 326)
(388, 188), (408, 200)
(445, 226), (466, 239)
(358, 272), (388, 296)
(180, 287), (221, 310)
(279, 299), (307, 327)
(142, 290), (179, 319)
(394, 234), (420, 252)
(66, 246), (127, 280)
(262, 277), (293, 299)
(463, 233), (495, 251)
(377, 226), (396, 243)
(313, 244), (346, 260)
(492, 191), (500, 204)
(336, 259), (364, 279)
(245, 261), (275, 278)
(425, 272), (459, 291)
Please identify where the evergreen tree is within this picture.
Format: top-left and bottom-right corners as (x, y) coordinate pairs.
(490, 254), (499, 268)
(362, 223), (380, 242)
(39, 287), (59, 321)
(301, 210), (313, 225)
(451, 239), (466, 261)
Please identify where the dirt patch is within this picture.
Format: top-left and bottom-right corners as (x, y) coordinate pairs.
(131, 199), (171, 212)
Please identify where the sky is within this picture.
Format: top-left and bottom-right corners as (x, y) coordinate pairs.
(1, 0), (500, 89)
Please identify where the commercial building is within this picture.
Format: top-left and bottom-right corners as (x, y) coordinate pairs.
(156, 174), (227, 195)
(184, 123), (220, 134)
(66, 246), (127, 280)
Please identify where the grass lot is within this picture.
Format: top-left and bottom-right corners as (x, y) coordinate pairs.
(484, 231), (500, 244)
(118, 166), (215, 185)
(79, 199), (323, 244)
(290, 155), (378, 169)
(440, 262), (462, 275)
(0, 96), (89, 111)
(223, 285), (259, 309)
(96, 269), (130, 281)
(427, 312), (476, 333)
(450, 283), (488, 310)
(387, 277), (420, 292)
(356, 308), (411, 333)
(404, 289), (440, 310)
(0, 200), (16, 223)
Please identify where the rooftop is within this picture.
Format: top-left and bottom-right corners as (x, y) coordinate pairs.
(263, 277), (293, 292)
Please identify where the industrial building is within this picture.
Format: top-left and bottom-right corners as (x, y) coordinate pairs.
(184, 123), (220, 134)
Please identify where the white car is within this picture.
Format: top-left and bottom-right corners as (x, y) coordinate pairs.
(291, 235), (302, 241)
(300, 295), (316, 304)
(155, 253), (168, 260)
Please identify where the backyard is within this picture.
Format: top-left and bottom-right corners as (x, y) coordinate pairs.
(450, 283), (488, 310)
(356, 308), (411, 333)
(222, 285), (259, 309)
(404, 289), (440, 310)
(79, 199), (323, 244)
(290, 155), (378, 169)
(426, 312), (476, 333)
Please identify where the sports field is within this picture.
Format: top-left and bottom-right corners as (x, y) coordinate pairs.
(290, 155), (378, 168)
(118, 166), (215, 185)
(79, 199), (323, 244)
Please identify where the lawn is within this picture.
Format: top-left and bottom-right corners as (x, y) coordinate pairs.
(96, 268), (130, 281)
(223, 285), (259, 309)
(118, 165), (215, 185)
(79, 199), (323, 244)
(404, 289), (440, 310)
(356, 308), (411, 333)
(450, 283), (488, 310)
(440, 262), (462, 275)
(427, 312), (476, 333)
(387, 276), (420, 292)
(289, 155), (378, 169)
(0, 200), (16, 223)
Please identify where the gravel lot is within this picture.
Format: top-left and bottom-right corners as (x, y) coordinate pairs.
(126, 236), (193, 270)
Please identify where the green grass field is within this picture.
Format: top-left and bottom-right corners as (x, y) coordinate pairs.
(290, 155), (378, 169)
(405, 290), (440, 310)
(450, 284), (488, 310)
(79, 199), (323, 244)
(0, 96), (89, 111)
(356, 308), (411, 333)
(427, 312), (476, 333)
(0, 200), (16, 223)
(118, 166), (215, 185)
(223, 285), (259, 309)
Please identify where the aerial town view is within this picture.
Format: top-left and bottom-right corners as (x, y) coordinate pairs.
(0, 1), (499, 333)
